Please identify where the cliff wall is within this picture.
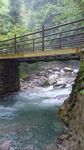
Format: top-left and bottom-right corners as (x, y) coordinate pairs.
(58, 54), (84, 150)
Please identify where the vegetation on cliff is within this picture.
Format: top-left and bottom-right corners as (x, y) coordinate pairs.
(0, 0), (84, 40)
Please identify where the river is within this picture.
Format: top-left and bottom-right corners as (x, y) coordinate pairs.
(0, 61), (79, 150)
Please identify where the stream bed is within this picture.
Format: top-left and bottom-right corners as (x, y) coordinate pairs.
(0, 61), (79, 150)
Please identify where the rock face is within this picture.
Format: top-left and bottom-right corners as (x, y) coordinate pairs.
(58, 59), (84, 150)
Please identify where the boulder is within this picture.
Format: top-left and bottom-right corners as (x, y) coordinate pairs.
(64, 67), (73, 72)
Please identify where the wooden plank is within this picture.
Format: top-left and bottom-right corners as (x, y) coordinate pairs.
(0, 48), (80, 60)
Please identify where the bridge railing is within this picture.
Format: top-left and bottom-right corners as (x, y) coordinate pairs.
(0, 18), (84, 54)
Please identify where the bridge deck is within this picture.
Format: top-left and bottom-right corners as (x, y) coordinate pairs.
(0, 48), (80, 60)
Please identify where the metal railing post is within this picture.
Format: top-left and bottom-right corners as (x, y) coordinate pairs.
(14, 35), (17, 53)
(42, 26), (44, 51)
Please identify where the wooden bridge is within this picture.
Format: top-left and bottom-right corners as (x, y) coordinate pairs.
(0, 18), (84, 60)
(0, 18), (84, 97)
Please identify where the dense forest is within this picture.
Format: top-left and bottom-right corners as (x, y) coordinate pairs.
(0, 0), (84, 41)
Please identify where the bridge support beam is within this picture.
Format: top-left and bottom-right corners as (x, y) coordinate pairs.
(0, 59), (20, 97)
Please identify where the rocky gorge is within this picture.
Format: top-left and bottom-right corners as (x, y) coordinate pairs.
(0, 60), (83, 150)
(46, 60), (84, 150)
(20, 60), (84, 150)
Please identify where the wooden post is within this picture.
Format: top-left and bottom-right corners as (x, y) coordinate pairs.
(14, 35), (16, 53)
(42, 26), (44, 51)
(33, 39), (35, 53)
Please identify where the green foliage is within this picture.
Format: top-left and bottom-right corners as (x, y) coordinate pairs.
(20, 62), (39, 79)
(9, 0), (21, 24)
(0, 0), (83, 40)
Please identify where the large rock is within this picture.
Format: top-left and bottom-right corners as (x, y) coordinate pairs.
(63, 67), (73, 72)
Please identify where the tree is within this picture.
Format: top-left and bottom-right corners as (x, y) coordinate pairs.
(0, 0), (83, 40)
(9, 0), (21, 25)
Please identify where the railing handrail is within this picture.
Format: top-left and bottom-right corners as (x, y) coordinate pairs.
(0, 18), (84, 53)
(43, 18), (84, 31)
(0, 18), (84, 43)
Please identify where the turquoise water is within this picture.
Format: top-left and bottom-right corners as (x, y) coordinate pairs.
(0, 60), (79, 150)
(0, 87), (65, 150)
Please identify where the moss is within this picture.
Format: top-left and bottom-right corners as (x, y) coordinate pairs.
(20, 72), (29, 80)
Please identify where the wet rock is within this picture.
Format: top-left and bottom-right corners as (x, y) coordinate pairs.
(52, 81), (57, 86)
(38, 71), (48, 77)
(63, 67), (73, 72)
(54, 71), (60, 75)
(20, 79), (24, 82)
(66, 84), (71, 88)
(52, 67), (60, 72)
(47, 69), (53, 74)
(53, 83), (66, 89)
(41, 80), (50, 87)
(49, 74), (58, 85)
